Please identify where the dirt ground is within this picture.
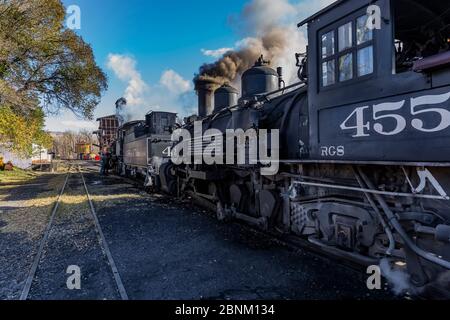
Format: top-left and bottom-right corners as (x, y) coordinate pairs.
(0, 171), (67, 299)
(0, 162), (397, 300)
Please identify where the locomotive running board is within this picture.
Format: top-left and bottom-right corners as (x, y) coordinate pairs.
(283, 159), (450, 167)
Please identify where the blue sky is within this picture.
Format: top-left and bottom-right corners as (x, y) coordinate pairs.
(46, 0), (333, 132)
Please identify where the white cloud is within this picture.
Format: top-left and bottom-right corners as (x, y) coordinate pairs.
(201, 47), (234, 58)
(106, 54), (148, 106)
(237, 0), (295, 32)
(45, 110), (97, 132)
(294, 0), (336, 16)
(45, 59), (196, 131)
(160, 69), (192, 94)
(105, 54), (196, 121)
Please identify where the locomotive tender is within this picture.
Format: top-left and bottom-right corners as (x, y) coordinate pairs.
(114, 111), (176, 187)
(116, 0), (450, 295)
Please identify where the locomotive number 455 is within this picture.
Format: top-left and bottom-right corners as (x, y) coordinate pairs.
(340, 91), (450, 138)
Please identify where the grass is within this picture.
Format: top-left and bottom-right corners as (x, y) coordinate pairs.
(0, 167), (37, 184)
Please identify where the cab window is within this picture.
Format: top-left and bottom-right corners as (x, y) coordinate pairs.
(320, 13), (374, 87)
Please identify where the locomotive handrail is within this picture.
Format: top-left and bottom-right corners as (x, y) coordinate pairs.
(292, 180), (449, 201)
(261, 81), (306, 101)
(413, 50), (450, 72)
(205, 81), (307, 123)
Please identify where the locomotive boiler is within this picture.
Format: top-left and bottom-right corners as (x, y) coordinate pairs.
(117, 0), (450, 296)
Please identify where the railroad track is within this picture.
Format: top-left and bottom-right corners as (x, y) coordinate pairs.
(20, 164), (128, 300)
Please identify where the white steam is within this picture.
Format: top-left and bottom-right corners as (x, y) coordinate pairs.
(380, 259), (416, 296)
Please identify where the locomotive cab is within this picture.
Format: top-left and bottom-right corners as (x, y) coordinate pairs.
(300, 0), (450, 163)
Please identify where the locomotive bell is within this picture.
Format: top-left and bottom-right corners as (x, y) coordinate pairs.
(241, 55), (279, 101)
(214, 84), (238, 112)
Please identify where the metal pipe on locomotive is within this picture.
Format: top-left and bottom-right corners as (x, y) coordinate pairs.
(112, 0), (450, 296)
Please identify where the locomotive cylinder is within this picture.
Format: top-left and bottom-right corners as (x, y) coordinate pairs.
(195, 79), (219, 117)
(214, 84), (238, 112)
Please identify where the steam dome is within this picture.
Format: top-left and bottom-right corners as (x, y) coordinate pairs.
(241, 56), (279, 100)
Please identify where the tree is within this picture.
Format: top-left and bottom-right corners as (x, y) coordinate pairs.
(0, 0), (108, 156)
(0, 0), (107, 118)
(78, 129), (97, 145)
(0, 105), (52, 156)
(51, 131), (76, 160)
(51, 130), (98, 160)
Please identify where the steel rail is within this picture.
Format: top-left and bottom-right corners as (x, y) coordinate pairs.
(20, 164), (129, 300)
(78, 166), (129, 300)
(20, 166), (72, 300)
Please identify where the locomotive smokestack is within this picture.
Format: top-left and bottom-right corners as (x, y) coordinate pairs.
(115, 97), (127, 127)
(214, 84), (238, 112)
(195, 79), (219, 117)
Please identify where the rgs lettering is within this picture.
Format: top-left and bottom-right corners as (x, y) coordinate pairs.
(321, 146), (345, 157)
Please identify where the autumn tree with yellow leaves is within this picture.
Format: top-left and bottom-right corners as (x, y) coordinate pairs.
(0, 0), (107, 156)
(0, 105), (53, 156)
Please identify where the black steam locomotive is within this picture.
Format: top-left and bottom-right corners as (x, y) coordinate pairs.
(115, 0), (450, 295)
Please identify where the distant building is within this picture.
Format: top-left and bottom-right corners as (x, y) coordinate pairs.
(95, 115), (119, 153)
(0, 144), (52, 169)
(31, 145), (53, 164)
(75, 143), (91, 155)
(75, 142), (95, 160)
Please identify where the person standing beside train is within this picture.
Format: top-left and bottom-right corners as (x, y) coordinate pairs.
(100, 151), (108, 176)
